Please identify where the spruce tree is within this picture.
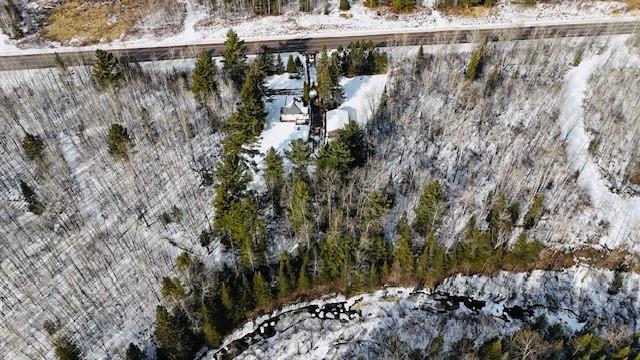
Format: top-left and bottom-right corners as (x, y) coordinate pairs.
(264, 147), (284, 211)
(125, 343), (145, 360)
(278, 252), (291, 299)
(275, 54), (285, 74)
(413, 181), (446, 236)
(337, 121), (368, 167)
(415, 45), (425, 73)
(393, 215), (414, 277)
(19, 180), (44, 215)
(298, 251), (310, 291)
(523, 194), (544, 229)
(285, 138), (312, 171)
(223, 29), (248, 85)
(287, 55), (298, 75)
(466, 41), (486, 81)
(192, 50), (217, 102)
(317, 48), (332, 107)
(53, 336), (83, 360)
(200, 301), (221, 347)
(22, 132), (44, 161)
(290, 177), (312, 237)
(316, 141), (353, 175)
(339, 0), (350, 10)
(257, 45), (275, 75)
(107, 124), (131, 160)
(252, 272), (272, 308)
(93, 49), (121, 88)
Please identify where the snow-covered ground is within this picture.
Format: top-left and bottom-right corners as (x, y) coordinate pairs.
(557, 36), (640, 252)
(0, 62), (235, 359)
(0, 0), (637, 55)
(208, 266), (640, 359)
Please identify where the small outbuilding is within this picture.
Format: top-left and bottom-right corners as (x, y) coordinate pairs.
(325, 109), (350, 141)
(280, 98), (309, 125)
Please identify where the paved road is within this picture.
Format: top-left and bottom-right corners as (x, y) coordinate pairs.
(0, 19), (638, 71)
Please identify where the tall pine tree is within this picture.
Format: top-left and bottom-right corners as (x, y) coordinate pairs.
(223, 30), (248, 86)
(192, 50), (217, 102)
(93, 49), (121, 88)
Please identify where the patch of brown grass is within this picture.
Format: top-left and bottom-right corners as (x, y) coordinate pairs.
(42, 0), (152, 45)
(618, 0), (640, 12)
(437, 5), (491, 18)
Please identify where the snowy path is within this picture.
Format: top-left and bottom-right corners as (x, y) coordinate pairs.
(558, 38), (640, 252)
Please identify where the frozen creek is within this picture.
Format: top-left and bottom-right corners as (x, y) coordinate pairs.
(207, 266), (640, 359)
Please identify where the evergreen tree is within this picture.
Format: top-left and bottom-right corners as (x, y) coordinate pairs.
(125, 343), (145, 360)
(504, 232), (543, 269)
(413, 181), (446, 236)
(479, 338), (501, 360)
(200, 301), (221, 347)
(391, 0), (416, 12)
(274, 54), (285, 74)
(22, 132), (44, 161)
(415, 45), (425, 73)
(223, 61), (267, 154)
(393, 215), (414, 277)
(220, 282), (234, 315)
(264, 147), (284, 210)
(523, 194), (544, 229)
(294, 56), (305, 78)
(415, 234), (437, 280)
(92, 49), (121, 88)
(339, 0), (350, 10)
(19, 180), (44, 215)
(278, 252), (292, 299)
(54, 336), (83, 360)
(290, 177), (312, 237)
(298, 251), (310, 291)
(219, 198), (266, 269)
(256, 45), (275, 75)
(317, 48), (331, 105)
(303, 81), (310, 105)
(191, 50), (217, 102)
(337, 121), (368, 167)
(285, 138), (312, 171)
(286, 55), (297, 75)
(222, 29), (247, 85)
(252, 271), (272, 308)
(316, 140), (353, 175)
(154, 306), (197, 360)
(107, 124), (131, 160)
(466, 41), (486, 81)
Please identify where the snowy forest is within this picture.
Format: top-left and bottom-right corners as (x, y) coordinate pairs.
(1, 28), (640, 360)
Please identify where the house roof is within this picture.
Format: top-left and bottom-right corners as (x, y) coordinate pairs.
(281, 98), (308, 115)
(326, 109), (350, 134)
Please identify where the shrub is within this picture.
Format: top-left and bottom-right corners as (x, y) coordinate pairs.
(93, 49), (121, 88)
(22, 132), (44, 161)
(608, 272), (624, 295)
(391, 0), (416, 12)
(53, 336), (82, 360)
(588, 137), (601, 155)
(19, 180), (45, 215)
(339, 0), (350, 10)
(107, 124), (131, 160)
(466, 41), (486, 81)
(523, 194), (544, 229)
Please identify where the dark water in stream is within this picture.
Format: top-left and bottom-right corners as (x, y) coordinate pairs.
(210, 289), (541, 360)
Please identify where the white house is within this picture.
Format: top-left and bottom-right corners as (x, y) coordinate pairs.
(280, 98), (309, 125)
(325, 109), (350, 141)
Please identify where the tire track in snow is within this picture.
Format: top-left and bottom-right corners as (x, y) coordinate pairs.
(558, 37), (640, 252)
